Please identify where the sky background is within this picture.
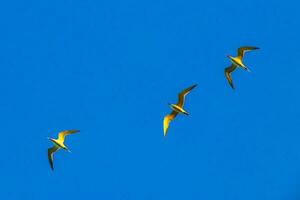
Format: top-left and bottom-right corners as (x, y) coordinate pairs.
(0, 0), (300, 199)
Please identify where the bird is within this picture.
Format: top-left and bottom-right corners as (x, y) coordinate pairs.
(225, 46), (259, 89)
(163, 84), (197, 137)
(47, 130), (79, 170)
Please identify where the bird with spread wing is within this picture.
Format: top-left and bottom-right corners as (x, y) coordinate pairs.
(47, 130), (79, 170)
(225, 46), (259, 89)
(163, 84), (197, 137)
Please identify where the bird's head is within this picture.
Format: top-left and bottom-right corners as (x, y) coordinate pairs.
(168, 103), (174, 108)
(47, 137), (56, 143)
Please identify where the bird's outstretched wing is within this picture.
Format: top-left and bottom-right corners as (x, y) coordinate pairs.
(48, 146), (59, 170)
(163, 111), (178, 137)
(237, 46), (259, 59)
(177, 84), (197, 107)
(225, 64), (237, 89)
(58, 130), (80, 142)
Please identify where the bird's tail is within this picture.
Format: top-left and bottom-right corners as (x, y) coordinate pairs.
(242, 65), (251, 73)
(181, 109), (189, 116)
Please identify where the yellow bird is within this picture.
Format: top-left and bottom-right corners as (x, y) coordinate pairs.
(225, 46), (259, 89)
(47, 130), (79, 170)
(163, 84), (197, 137)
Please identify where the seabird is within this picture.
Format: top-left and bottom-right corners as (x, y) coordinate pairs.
(225, 46), (259, 89)
(163, 84), (197, 136)
(47, 130), (79, 170)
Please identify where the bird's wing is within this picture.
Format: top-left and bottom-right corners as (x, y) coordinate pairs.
(163, 111), (178, 137)
(225, 64), (237, 89)
(48, 146), (59, 170)
(177, 84), (197, 107)
(57, 130), (79, 142)
(237, 46), (259, 58)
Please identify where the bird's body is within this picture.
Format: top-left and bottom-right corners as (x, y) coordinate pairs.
(169, 103), (189, 115)
(48, 138), (68, 150)
(47, 130), (79, 170)
(163, 84), (197, 136)
(227, 55), (247, 70)
(225, 46), (259, 89)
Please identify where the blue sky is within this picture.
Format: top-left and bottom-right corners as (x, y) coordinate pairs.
(0, 0), (300, 199)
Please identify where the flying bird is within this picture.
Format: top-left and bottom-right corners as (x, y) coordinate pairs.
(47, 130), (79, 170)
(163, 84), (197, 137)
(225, 46), (259, 89)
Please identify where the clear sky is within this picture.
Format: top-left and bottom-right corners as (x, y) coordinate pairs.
(1, 0), (300, 199)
